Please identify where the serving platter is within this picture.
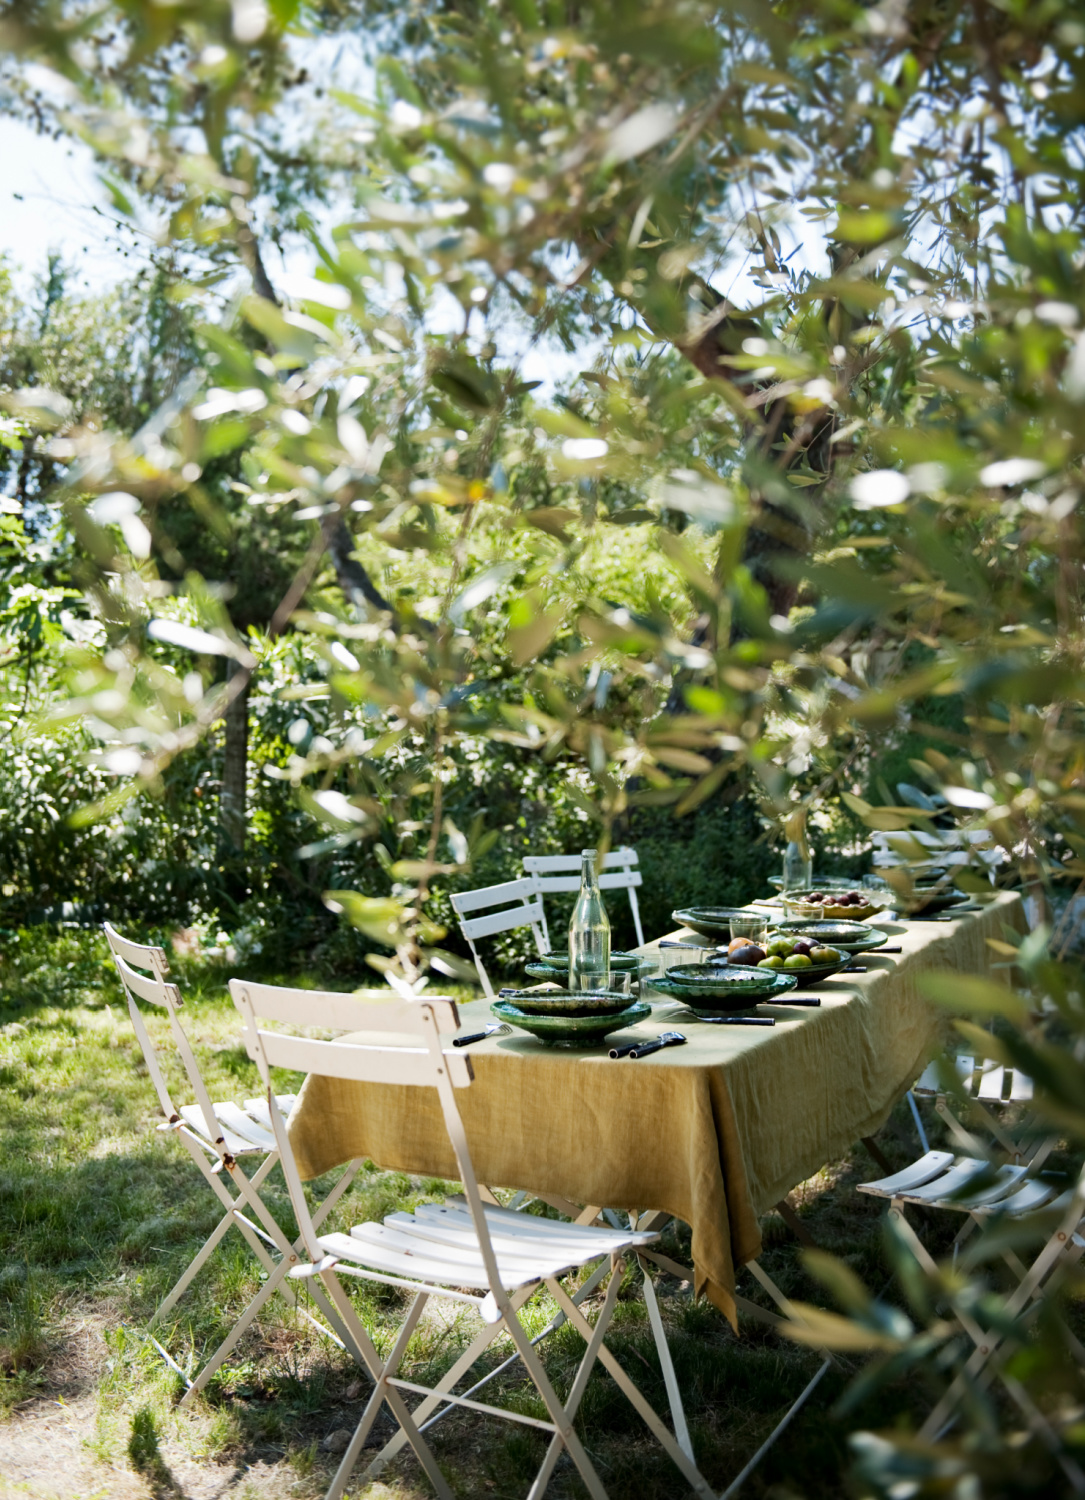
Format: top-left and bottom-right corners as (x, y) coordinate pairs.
(491, 998), (650, 1045)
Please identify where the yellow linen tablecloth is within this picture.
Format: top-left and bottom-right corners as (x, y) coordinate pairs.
(287, 893), (1024, 1328)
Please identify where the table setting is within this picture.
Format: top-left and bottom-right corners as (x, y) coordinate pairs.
(285, 846), (1026, 1329)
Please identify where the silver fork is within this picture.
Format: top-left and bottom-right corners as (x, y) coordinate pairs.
(452, 1023), (513, 1048)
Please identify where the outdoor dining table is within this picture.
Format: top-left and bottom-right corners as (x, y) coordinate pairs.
(286, 891), (1025, 1329)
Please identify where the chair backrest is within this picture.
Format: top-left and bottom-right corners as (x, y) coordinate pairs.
(915, 1052), (1034, 1104)
(228, 979), (502, 1289)
(449, 878), (547, 997)
(103, 922), (224, 1149)
(522, 847), (645, 947)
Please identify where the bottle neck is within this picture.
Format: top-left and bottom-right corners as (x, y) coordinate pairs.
(580, 850), (599, 893)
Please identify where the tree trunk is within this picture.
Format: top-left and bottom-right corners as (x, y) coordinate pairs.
(220, 664), (249, 856)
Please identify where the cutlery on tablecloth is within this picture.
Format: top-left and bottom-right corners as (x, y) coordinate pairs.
(696, 1015), (775, 1026)
(453, 1024), (512, 1047)
(769, 996), (821, 1007)
(622, 1030), (687, 1060)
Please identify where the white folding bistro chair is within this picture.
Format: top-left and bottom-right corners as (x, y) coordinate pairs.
(449, 877), (547, 998)
(230, 976), (722, 1500)
(523, 846), (646, 948)
(858, 1046), (1085, 1484)
(906, 1050), (1044, 1165)
(858, 1153), (1085, 1484)
(104, 923), (364, 1402)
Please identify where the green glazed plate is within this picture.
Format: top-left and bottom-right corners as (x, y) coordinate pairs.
(497, 987), (637, 1016)
(651, 969), (798, 1013)
(771, 921), (891, 953)
(535, 951), (642, 972)
(671, 907), (751, 938)
(524, 959), (655, 982)
(491, 998), (651, 1045)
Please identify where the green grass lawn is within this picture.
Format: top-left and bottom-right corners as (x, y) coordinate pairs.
(0, 926), (1056, 1499)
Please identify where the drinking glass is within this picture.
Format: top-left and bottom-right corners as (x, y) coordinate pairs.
(729, 914), (768, 947)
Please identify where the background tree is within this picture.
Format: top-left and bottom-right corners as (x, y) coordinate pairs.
(2, 1), (1085, 1490)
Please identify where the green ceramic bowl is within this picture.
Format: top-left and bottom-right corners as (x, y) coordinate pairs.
(491, 998), (650, 1045)
(770, 921), (891, 953)
(497, 987), (636, 1016)
(662, 962), (783, 996)
(651, 969), (798, 1014)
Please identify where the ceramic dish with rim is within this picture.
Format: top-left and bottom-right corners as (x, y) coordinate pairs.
(771, 921), (891, 953)
(498, 986), (636, 1016)
(662, 962), (783, 996)
(651, 969), (798, 1014)
(671, 906), (754, 938)
(524, 959), (656, 982)
(534, 950), (642, 972)
(491, 998), (650, 1045)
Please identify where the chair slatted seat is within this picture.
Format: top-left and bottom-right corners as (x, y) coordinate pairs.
(103, 923), (365, 1402)
(859, 1045), (1085, 1481)
(231, 975), (719, 1500)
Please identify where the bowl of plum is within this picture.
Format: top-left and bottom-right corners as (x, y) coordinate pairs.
(712, 933), (855, 984)
(780, 887), (889, 922)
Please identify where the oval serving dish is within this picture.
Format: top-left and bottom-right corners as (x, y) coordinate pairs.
(491, 997), (650, 1045)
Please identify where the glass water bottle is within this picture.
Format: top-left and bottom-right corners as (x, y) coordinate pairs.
(569, 849), (611, 990)
(782, 840), (812, 893)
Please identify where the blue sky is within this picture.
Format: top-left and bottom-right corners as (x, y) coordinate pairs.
(0, 115), (140, 294)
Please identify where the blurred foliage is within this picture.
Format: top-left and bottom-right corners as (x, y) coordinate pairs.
(2, 0), (1085, 1491)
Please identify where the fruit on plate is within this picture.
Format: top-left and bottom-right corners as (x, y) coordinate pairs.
(783, 953), (813, 969)
(804, 890), (867, 906)
(757, 954), (785, 969)
(765, 935), (815, 960)
(809, 946), (841, 964)
(729, 942), (766, 966)
(727, 937), (749, 954)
